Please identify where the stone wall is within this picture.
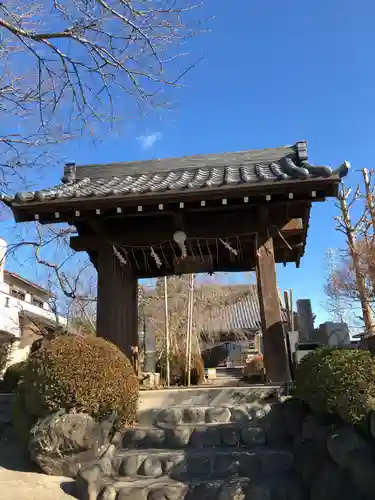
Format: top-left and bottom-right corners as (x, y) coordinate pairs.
(279, 398), (375, 500)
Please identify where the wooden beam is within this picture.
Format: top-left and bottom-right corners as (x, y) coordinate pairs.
(70, 217), (304, 251)
(256, 232), (290, 383)
(96, 245), (138, 365)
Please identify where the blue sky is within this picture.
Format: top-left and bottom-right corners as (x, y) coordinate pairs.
(2, 0), (375, 325)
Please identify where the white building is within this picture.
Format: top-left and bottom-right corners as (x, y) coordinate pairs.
(0, 237), (67, 371)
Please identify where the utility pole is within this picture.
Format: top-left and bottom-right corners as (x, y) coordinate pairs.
(164, 276), (170, 387)
(186, 273), (195, 386)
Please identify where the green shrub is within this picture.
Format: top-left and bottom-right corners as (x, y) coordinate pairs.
(2, 361), (27, 392)
(295, 347), (375, 426)
(17, 335), (139, 433)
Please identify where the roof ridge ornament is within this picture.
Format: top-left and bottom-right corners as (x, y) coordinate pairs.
(334, 161), (350, 179)
(62, 162), (76, 184)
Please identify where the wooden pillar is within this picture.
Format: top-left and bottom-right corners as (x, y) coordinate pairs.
(256, 232), (290, 383)
(96, 245), (138, 365)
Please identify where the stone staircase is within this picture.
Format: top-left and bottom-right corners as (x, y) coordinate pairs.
(75, 386), (307, 499)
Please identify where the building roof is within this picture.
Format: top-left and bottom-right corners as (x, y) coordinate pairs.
(198, 284), (292, 339)
(2, 141), (348, 207)
(4, 270), (50, 296)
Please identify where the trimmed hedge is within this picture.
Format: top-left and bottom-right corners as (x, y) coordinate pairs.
(295, 347), (375, 426)
(14, 335), (139, 435)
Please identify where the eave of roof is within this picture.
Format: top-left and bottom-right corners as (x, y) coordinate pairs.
(4, 270), (51, 296)
(1, 141), (349, 210)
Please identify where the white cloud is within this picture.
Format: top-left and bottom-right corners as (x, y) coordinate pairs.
(137, 132), (162, 150)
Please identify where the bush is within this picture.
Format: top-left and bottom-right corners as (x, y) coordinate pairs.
(15, 335), (139, 434)
(295, 347), (375, 426)
(158, 353), (205, 386)
(2, 361), (27, 392)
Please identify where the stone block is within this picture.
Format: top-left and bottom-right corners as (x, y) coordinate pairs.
(98, 485), (117, 500)
(117, 487), (148, 500)
(157, 408), (183, 425)
(205, 407), (231, 423)
(182, 407), (206, 424)
(240, 426), (266, 447)
(214, 454), (241, 475)
(122, 429), (147, 447)
(183, 455), (211, 477)
(165, 427), (192, 448)
(139, 456), (163, 477)
(143, 428), (166, 447)
(220, 427), (240, 447)
(260, 450), (293, 474)
(217, 480), (249, 500)
(119, 454), (145, 476)
(190, 427), (221, 447)
(230, 407), (252, 423)
(148, 486), (185, 500)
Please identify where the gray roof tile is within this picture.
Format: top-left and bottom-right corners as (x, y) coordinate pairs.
(4, 142), (349, 205)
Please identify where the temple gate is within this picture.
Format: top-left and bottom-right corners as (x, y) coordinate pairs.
(3, 141), (348, 382)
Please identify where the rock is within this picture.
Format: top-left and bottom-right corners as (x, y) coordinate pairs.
(302, 414), (336, 444)
(282, 398), (309, 438)
(205, 407), (231, 423)
(240, 426), (266, 447)
(260, 450), (293, 474)
(246, 483), (272, 500)
(220, 427), (240, 447)
(119, 454), (145, 476)
(217, 480), (249, 500)
(148, 486), (185, 500)
(117, 487), (148, 500)
(215, 454), (241, 475)
(144, 428), (166, 447)
(293, 438), (327, 484)
(346, 449), (375, 496)
(157, 408), (182, 425)
(191, 428), (221, 447)
(327, 428), (371, 469)
(163, 453), (185, 474)
(99, 485), (117, 500)
(309, 460), (347, 500)
(139, 456), (163, 477)
(122, 428), (147, 447)
(73, 465), (103, 500)
(230, 407), (252, 423)
(166, 427), (192, 448)
(369, 410), (375, 439)
(29, 411), (115, 477)
(183, 407), (206, 423)
(183, 455), (211, 477)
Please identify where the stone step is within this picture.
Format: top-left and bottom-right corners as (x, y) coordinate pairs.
(113, 447), (294, 480)
(121, 422), (267, 449)
(137, 402), (273, 426)
(75, 470), (306, 500)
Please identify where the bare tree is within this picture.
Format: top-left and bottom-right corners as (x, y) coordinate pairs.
(0, 1), (203, 324)
(327, 169), (375, 350)
(0, 0), (203, 197)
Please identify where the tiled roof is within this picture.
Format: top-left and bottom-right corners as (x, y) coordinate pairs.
(198, 285), (290, 335)
(3, 142), (349, 205)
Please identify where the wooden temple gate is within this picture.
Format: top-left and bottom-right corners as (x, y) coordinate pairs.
(4, 141), (348, 383)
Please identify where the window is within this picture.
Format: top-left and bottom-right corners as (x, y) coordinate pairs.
(32, 297), (44, 309)
(11, 289), (25, 301)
